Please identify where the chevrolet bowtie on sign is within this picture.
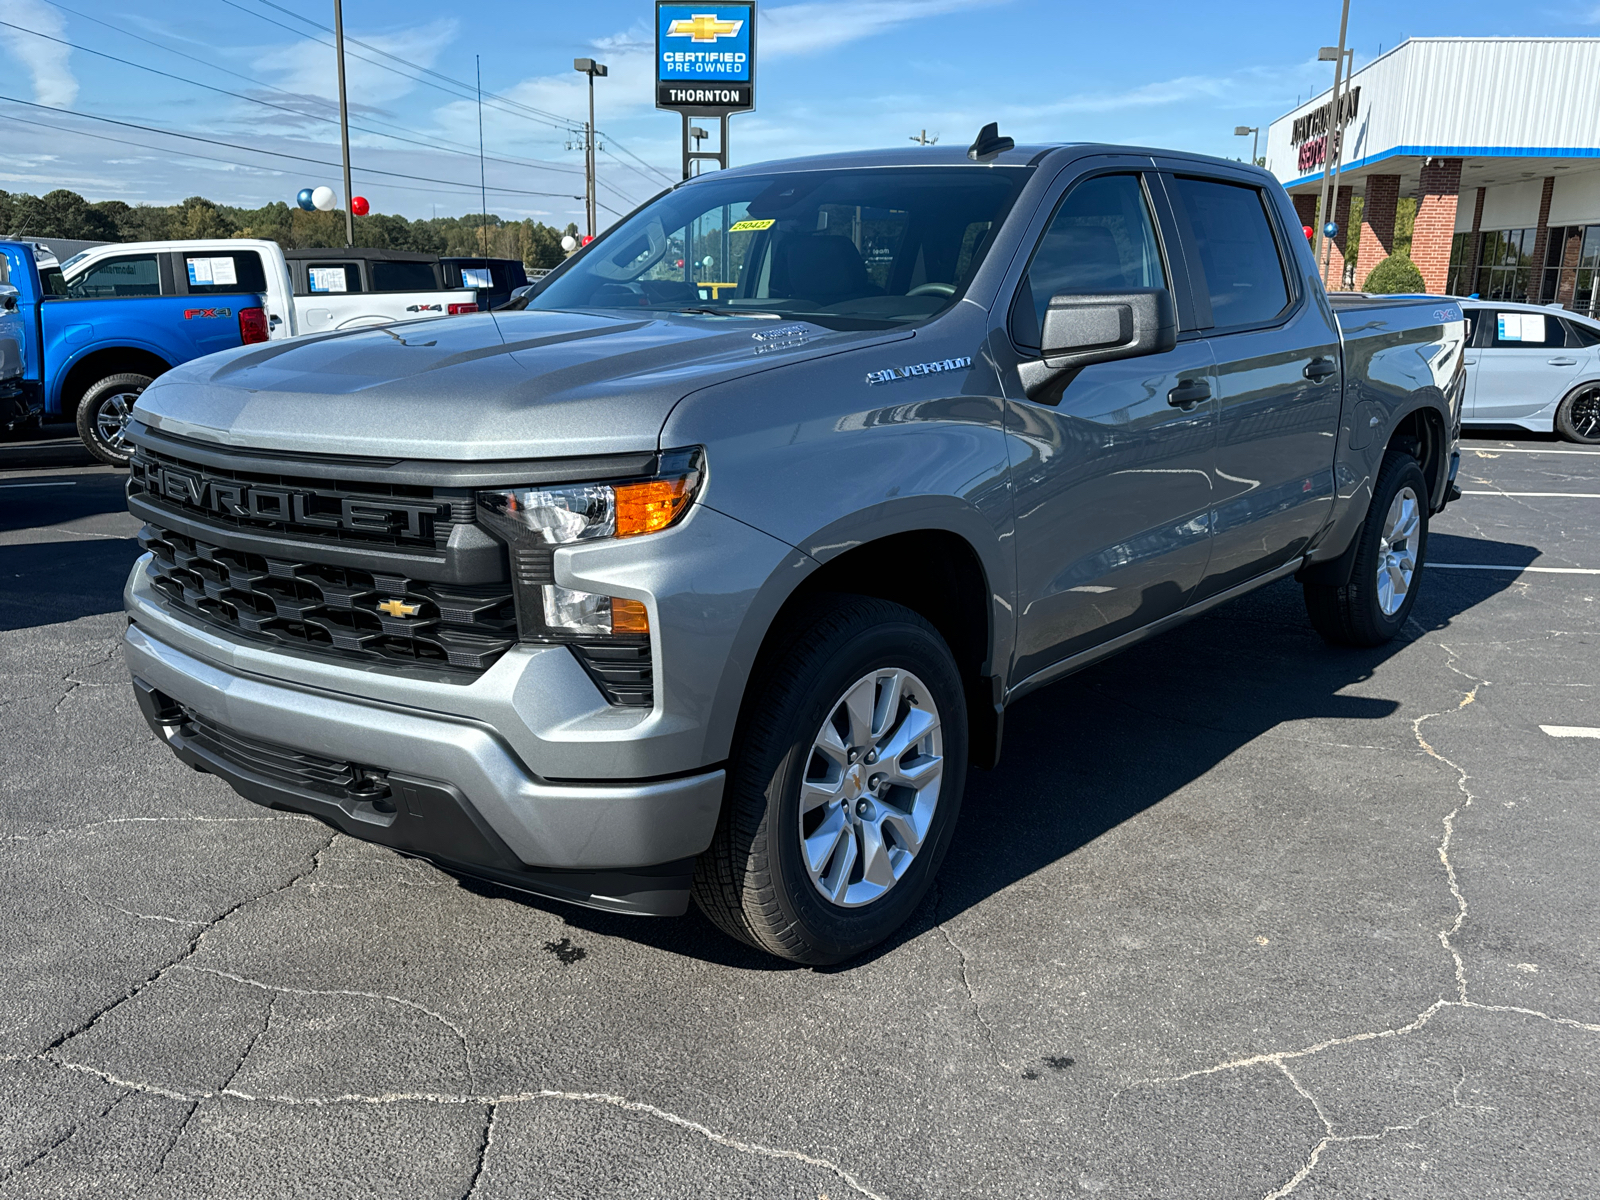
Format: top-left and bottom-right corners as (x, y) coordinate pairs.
(656, 1), (756, 113)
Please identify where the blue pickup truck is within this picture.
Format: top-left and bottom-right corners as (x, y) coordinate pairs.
(0, 240), (269, 465)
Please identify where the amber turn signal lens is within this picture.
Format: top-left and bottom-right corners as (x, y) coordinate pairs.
(614, 477), (693, 537)
(610, 597), (650, 634)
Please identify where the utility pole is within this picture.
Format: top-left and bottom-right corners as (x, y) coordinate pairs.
(333, 0), (354, 247)
(573, 58), (607, 240)
(910, 130), (938, 146)
(1312, 0), (1351, 275)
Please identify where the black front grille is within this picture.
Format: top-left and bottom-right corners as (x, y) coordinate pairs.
(128, 446), (472, 552)
(140, 522), (517, 675)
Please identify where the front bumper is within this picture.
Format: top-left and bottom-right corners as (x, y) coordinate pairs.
(124, 617), (725, 917)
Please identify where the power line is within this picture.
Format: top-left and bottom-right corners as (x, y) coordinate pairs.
(32, 0), (593, 184)
(230, 0), (677, 188)
(0, 93), (588, 201)
(0, 15), (603, 189)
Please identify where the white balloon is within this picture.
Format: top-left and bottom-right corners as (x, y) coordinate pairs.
(311, 186), (336, 212)
(560, 235), (578, 252)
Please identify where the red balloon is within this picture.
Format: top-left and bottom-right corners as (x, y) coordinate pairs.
(351, 195), (370, 216)
(1303, 224), (1314, 241)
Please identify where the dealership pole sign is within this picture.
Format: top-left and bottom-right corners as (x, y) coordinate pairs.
(657, 1), (756, 178)
(656, 2), (756, 113)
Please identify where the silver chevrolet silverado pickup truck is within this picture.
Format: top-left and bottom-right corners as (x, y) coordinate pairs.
(121, 131), (1464, 964)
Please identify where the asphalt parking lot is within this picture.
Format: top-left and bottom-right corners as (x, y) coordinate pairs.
(2, 427), (1597, 1199)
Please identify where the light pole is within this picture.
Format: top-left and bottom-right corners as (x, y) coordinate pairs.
(573, 58), (608, 240)
(690, 126), (709, 176)
(333, 0), (354, 247)
(1234, 125), (1259, 166)
(1312, 0), (1351, 274)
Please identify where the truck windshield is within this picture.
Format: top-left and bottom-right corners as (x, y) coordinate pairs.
(528, 165), (1033, 330)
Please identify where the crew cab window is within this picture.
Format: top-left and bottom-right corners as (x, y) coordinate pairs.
(184, 251), (267, 293)
(1172, 178), (1291, 330)
(304, 262), (363, 294)
(1011, 173), (1166, 350)
(528, 165), (1032, 330)
(371, 261), (439, 292)
(66, 255), (160, 299)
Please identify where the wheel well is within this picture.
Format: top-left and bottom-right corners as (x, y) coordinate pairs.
(764, 530), (1002, 769)
(1385, 405), (1447, 507)
(58, 348), (169, 415)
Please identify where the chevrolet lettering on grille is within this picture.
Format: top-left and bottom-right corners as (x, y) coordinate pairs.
(142, 461), (445, 538)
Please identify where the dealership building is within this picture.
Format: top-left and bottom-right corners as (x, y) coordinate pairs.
(1265, 38), (1600, 313)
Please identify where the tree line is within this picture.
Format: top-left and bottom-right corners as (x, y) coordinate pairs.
(0, 189), (580, 269)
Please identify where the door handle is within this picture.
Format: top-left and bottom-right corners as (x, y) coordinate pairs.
(1167, 379), (1210, 409)
(1464, 358), (1477, 366)
(1547, 357), (1578, 366)
(1303, 357), (1338, 382)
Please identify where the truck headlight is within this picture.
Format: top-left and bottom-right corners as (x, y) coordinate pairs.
(477, 448), (702, 640)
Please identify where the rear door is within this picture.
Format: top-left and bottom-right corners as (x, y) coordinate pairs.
(295, 258), (366, 332)
(1161, 167), (1343, 598)
(1471, 308), (1587, 420)
(1002, 162), (1218, 682)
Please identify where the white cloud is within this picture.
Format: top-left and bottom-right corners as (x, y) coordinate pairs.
(1, 0), (79, 107)
(762, 0), (1007, 57)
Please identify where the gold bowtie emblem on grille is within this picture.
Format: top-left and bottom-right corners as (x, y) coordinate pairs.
(377, 599), (421, 618)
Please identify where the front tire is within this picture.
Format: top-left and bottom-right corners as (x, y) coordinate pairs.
(693, 597), (968, 965)
(76, 373), (151, 466)
(1303, 450), (1430, 646)
(1554, 381), (1600, 445)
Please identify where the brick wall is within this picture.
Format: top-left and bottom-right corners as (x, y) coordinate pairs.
(1320, 186), (1354, 289)
(1524, 176), (1556, 302)
(1293, 193), (1318, 232)
(1412, 158), (1462, 294)
(1356, 174), (1401, 289)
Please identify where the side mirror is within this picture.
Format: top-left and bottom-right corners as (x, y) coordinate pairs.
(1018, 288), (1177, 400)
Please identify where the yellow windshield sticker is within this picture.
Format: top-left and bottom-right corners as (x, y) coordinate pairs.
(728, 218), (775, 232)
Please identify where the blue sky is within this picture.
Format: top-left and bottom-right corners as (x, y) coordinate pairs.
(4, 0), (1600, 228)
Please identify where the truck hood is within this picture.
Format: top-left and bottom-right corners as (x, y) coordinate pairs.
(135, 308), (909, 460)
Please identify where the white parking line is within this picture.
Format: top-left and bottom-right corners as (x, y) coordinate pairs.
(1468, 447), (1600, 456)
(0, 481), (77, 489)
(1430, 564), (1600, 575)
(1461, 490), (1600, 498)
(1540, 725), (1600, 739)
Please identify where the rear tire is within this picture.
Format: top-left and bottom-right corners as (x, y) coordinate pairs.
(76, 372), (151, 467)
(1554, 381), (1600, 445)
(692, 596), (967, 965)
(1303, 450), (1430, 647)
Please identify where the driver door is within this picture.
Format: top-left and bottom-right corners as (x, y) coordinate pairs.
(1001, 167), (1217, 684)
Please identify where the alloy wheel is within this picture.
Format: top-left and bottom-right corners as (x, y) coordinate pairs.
(95, 390), (140, 451)
(1376, 484), (1421, 617)
(798, 667), (943, 908)
(1569, 384), (1600, 441)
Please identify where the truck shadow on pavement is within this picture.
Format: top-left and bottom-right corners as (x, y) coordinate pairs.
(0, 537), (142, 632)
(538, 537), (1537, 969)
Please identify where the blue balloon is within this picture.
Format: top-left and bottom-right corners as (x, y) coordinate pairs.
(1323, 221), (1339, 237)
(296, 188), (316, 212)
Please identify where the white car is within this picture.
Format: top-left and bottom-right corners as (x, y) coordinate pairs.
(1459, 299), (1600, 443)
(55, 240), (478, 341)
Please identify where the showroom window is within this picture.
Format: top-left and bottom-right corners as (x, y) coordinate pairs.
(1474, 228), (1538, 301)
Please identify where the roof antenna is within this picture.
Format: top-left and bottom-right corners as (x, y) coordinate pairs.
(967, 122), (1014, 161)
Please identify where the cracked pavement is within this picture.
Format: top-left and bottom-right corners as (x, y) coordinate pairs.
(3, 430), (1598, 1197)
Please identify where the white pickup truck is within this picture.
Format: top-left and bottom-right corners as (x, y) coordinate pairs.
(56, 240), (478, 341)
